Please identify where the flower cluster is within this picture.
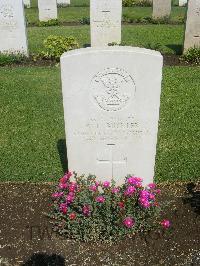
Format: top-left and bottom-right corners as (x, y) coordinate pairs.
(50, 172), (170, 241)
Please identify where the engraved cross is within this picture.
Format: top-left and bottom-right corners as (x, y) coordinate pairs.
(96, 144), (127, 178)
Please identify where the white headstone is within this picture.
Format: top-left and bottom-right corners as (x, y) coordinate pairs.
(184, 0), (200, 51)
(0, 0), (28, 55)
(90, 0), (122, 47)
(61, 47), (163, 185)
(38, 0), (57, 21)
(153, 0), (171, 19)
(179, 0), (187, 7)
(57, 0), (70, 6)
(23, 0), (30, 8)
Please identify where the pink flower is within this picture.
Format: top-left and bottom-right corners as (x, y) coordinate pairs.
(58, 183), (68, 190)
(95, 181), (100, 187)
(96, 195), (105, 203)
(69, 182), (77, 192)
(140, 190), (149, 198)
(66, 193), (74, 203)
(89, 185), (97, 192)
(127, 176), (143, 187)
(148, 183), (156, 189)
(149, 193), (155, 200)
(103, 181), (110, 188)
(82, 205), (91, 216)
(52, 192), (63, 198)
(124, 186), (136, 196)
(69, 212), (76, 220)
(111, 187), (120, 194)
(123, 217), (135, 228)
(155, 189), (161, 195)
(59, 203), (68, 214)
(161, 219), (171, 229)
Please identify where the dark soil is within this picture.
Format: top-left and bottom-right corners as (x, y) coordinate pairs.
(0, 55), (196, 68)
(0, 181), (199, 266)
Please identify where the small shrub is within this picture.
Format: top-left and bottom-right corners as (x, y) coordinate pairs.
(0, 52), (26, 66)
(39, 35), (79, 61)
(49, 172), (170, 242)
(149, 16), (170, 24)
(181, 47), (200, 65)
(123, 0), (152, 7)
(57, 4), (70, 7)
(37, 19), (59, 27)
(79, 17), (90, 25)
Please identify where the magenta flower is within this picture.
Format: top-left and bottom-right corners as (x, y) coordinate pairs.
(127, 176), (142, 187)
(52, 192), (63, 198)
(66, 193), (74, 204)
(161, 219), (171, 229)
(89, 185), (97, 192)
(149, 193), (155, 200)
(111, 187), (120, 194)
(96, 195), (105, 203)
(82, 205), (91, 217)
(140, 190), (149, 197)
(58, 183), (68, 190)
(148, 183), (156, 189)
(69, 182), (77, 192)
(123, 217), (135, 228)
(59, 203), (68, 214)
(103, 181), (110, 188)
(126, 186), (136, 195)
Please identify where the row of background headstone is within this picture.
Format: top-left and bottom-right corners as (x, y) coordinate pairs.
(0, 0), (199, 55)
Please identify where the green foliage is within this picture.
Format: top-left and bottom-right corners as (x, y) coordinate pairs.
(0, 53), (26, 66)
(79, 17), (90, 25)
(180, 48), (200, 65)
(123, 0), (152, 7)
(49, 173), (164, 242)
(39, 35), (79, 61)
(37, 19), (59, 27)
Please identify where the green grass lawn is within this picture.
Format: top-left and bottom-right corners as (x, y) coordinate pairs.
(0, 66), (199, 183)
(25, 6), (186, 24)
(28, 24), (184, 55)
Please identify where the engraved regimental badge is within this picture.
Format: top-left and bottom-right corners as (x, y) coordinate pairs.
(91, 68), (136, 112)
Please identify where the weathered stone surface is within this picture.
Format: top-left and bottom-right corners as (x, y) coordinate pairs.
(61, 47), (163, 185)
(0, 0), (28, 55)
(184, 0), (200, 51)
(38, 0), (57, 21)
(90, 0), (122, 47)
(153, 0), (171, 19)
(57, 0), (70, 6)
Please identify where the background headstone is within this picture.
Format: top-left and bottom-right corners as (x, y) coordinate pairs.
(23, 0), (30, 8)
(179, 0), (187, 7)
(57, 0), (70, 6)
(90, 0), (122, 47)
(38, 0), (57, 21)
(61, 47), (163, 185)
(184, 0), (200, 51)
(0, 0), (28, 55)
(153, 0), (171, 19)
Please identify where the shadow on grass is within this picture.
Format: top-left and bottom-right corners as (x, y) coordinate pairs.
(83, 43), (91, 48)
(57, 139), (68, 174)
(166, 44), (183, 55)
(182, 182), (200, 216)
(22, 252), (65, 266)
